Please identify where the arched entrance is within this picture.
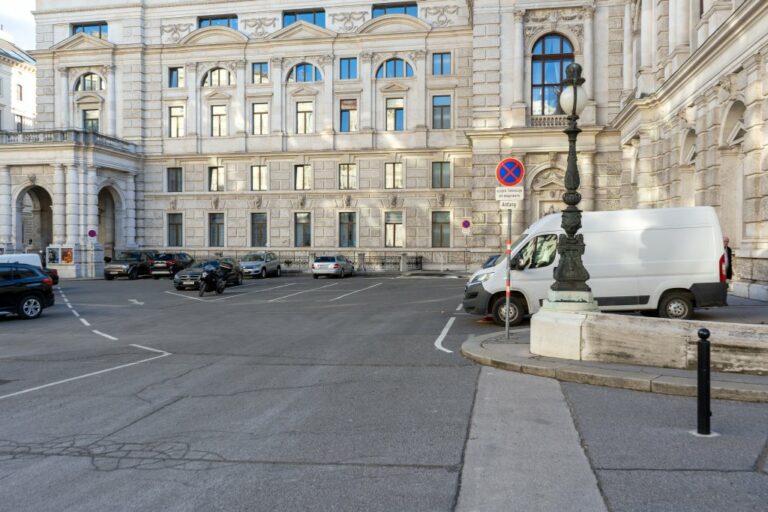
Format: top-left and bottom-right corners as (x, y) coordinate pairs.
(718, 101), (747, 246)
(98, 187), (120, 258)
(15, 186), (53, 253)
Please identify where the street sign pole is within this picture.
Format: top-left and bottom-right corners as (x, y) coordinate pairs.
(506, 208), (511, 339)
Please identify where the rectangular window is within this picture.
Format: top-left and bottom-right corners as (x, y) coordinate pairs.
(432, 53), (451, 75)
(386, 98), (404, 131)
(385, 163), (403, 189)
(339, 99), (358, 133)
(339, 212), (357, 248)
(14, 115), (23, 133)
(431, 162), (451, 188)
(385, 211), (404, 248)
(339, 58), (358, 80)
(432, 211), (451, 248)
(211, 105), (227, 137)
(294, 212), (311, 247)
(296, 101), (313, 134)
(283, 10), (325, 28)
(198, 15), (238, 29)
(252, 62), (269, 84)
(209, 213), (225, 247)
(167, 213), (183, 247)
(166, 167), (183, 192)
(251, 165), (268, 191)
(83, 110), (99, 132)
(72, 22), (108, 39)
(16, 84), (22, 101)
(252, 103), (269, 135)
(208, 167), (225, 192)
(339, 164), (357, 190)
(251, 213), (268, 247)
(169, 67), (185, 88)
(294, 164), (311, 190)
(372, 3), (418, 17)
(169, 106), (185, 138)
(432, 95), (451, 129)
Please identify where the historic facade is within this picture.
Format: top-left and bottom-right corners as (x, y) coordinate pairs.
(0, 0), (766, 297)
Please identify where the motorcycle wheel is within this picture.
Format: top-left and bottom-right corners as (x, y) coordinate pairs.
(216, 280), (226, 294)
(199, 283), (207, 297)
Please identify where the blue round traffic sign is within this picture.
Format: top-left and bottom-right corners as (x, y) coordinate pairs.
(495, 158), (525, 187)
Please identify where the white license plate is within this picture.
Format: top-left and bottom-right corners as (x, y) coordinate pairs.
(183, 280), (194, 285)
(110, 271), (119, 274)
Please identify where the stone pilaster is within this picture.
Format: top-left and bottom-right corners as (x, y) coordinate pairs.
(65, 164), (80, 246)
(0, 165), (11, 251)
(270, 57), (284, 134)
(52, 164), (66, 244)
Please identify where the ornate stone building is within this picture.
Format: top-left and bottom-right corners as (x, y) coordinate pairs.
(0, 0), (765, 297)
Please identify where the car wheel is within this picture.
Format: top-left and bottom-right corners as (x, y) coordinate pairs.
(339, 269), (345, 279)
(313, 274), (319, 279)
(18, 294), (43, 320)
(175, 286), (184, 291)
(128, 268), (138, 280)
(491, 295), (525, 327)
(659, 292), (694, 320)
(276, 266), (281, 277)
(153, 275), (160, 280)
(104, 275), (114, 281)
(260, 268), (267, 279)
(237, 273), (243, 286)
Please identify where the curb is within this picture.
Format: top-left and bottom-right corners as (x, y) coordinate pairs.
(461, 332), (768, 403)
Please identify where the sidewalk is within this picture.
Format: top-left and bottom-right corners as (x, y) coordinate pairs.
(462, 329), (768, 402)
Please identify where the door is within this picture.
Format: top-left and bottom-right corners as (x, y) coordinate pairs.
(511, 234), (559, 314)
(0, 266), (17, 309)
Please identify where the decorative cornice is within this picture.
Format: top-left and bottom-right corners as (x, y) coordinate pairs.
(161, 23), (194, 44)
(241, 17), (278, 38)
(329, 11), (369, 33)
(421, 6), (461, 27)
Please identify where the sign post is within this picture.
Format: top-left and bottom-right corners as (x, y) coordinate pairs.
(495, 157), (525, 339)
(461, 219), (471, 272)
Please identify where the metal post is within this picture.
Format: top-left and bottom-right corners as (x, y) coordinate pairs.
(505, 208), (511, 339)
(464, 234), (468, 273)
(697, 328), (711, 435)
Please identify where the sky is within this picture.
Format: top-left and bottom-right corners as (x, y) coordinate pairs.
(0, 0), (36, 51)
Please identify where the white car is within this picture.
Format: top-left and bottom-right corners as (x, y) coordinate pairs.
(311, 255), (355, 279)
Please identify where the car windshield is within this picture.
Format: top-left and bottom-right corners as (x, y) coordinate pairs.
(315, 256), (336, 263)
(242, 254), (265, 262)
(115, 251), (141, 262)
(190, 260), (219, 270)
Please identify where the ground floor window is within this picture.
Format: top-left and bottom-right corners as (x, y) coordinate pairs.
(167, 213), (182, 247)
(339, 212), (356, 248)
(432, 211), (450, 248)
(251, 213), (268, 247)
(295, 212), (311, 247)
(209, 213), (224, 247)
(385, 211), (404, 248)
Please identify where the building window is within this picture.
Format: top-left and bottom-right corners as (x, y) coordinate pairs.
(432, 211), (450, 248)
(372, 3), (417, 17)
(211, 105), (227, 137)
(251, 165), (268, 191)
(376, 58), (414, 79)
(340, 58), (358, 80)
(167, 213), (183, 247)
(252, 62), (269, 84)
(283, 10), (325, 28)
(287, 63), (323, 83)
(340, 99), (358, 132)
(432, 162), (451, 188)
(432, 96), (451, 129)
(14, 115), (23, 133)
(167, 167), (183, 192)
(209, 213), (225, 247)
(169, 67), (185, 88)
(294, 165), (311, 190)
(385, 211), (404, 248)
(432, 53), (451, 75)
(208, 166), (225, 192)
(16, 84), (22, 101)
(386, 98), (405, 131)
(169, 106), (185, 138)
(531, 33), (574, 116)
(202, 68), (231, 87)
(385, 163), (403, 189)
(296, 101), (313, 134)
(252, 103), (269, 135)
(74, 73), (105, 91)
(72, 22), (108, 39)
(339, 163), (357, 190)
(339, 212), (357, 248)
(294, 212), (311, 247)
(83, 110), (99, 132)
(198, 15), (238, 30)
(251, 213), (268, 247)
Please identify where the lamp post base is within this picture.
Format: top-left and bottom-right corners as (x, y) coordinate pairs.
(541, 290), (599, 312)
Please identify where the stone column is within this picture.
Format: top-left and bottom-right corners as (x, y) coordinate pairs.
(635, 132), (655, 208)
(124, 174), (137, 248)
(672, 0), (690, 67)
(233, 61), (246, 134)
(104, 65), (117, 136)
(638, 0), (655, 94)
(360, 53), (374, 131)
(53, 164), (66, 244)
(186, 63), (198, 136)
(270, 57), (284, 134)
(78, 166), (87, 245)
(86, 166), (99, 241)
(583, 6), (595, 99)
(623, 1), (634, 94)
(668, 0), (677, 51)
(58, 67), (70, 129)
(65, 164), (80, 245)
(500, 10), (515, 127)
(580, 152), (596, 211)
(319, 55), (334, 133)
(411, 50), (427, 130)
(0, 165), (11, 251)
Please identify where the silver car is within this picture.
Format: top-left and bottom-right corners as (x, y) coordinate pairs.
(239, 251), (281, 279)
(311, 255), (355, 279)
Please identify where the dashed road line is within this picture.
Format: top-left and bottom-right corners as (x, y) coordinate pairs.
(329, 283), (383, 302)
(269, 282), (339, 302)
(456, 303), (462, 311)
(79, 318), (91, 327)
(93, 330), (118, 341)
(434, 317), (456, 354)
(72, 310), (80, 317)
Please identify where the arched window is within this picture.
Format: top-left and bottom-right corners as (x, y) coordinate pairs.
(202, 67), (232, 87)
(75, 73), (105, 91)
(287, 63), (323, 83)
(531, 33), (574, 116)
(376, 58), (414, 79)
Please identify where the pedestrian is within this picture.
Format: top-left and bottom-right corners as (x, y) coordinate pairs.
(723, 236), (733, 283)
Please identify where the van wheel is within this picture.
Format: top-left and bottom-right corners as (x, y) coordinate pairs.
(18, 294), (43, 319)
(659, 292), (694, 320)
(491, 296), (525, 327)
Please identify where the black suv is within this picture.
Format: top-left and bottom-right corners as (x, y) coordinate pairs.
(0, 263), (55, 319)
(104, 250), (158, 280)
(151, 252), (195, 279)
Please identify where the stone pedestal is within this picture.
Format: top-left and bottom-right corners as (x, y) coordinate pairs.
(530, 290), (599, 360)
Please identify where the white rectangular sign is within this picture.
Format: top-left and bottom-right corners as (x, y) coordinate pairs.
(499, 200), (521, 210)
(495, 187), (524, 201)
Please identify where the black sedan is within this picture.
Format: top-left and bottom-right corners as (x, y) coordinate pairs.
(173, 258), (243, 290)
(151, 252), (194, 279)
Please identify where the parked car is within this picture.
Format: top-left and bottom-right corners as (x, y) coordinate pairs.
(151, 252), (194, 279)
(173, 258), (243, 290)
(311, 255), (355, 279)
(104, 250), (158, 280)
(0, 263), (55, 319)
(239, 252), (281, 279)
(0, 253), (58, 284)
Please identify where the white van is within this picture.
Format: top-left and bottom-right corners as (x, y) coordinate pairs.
(0, 253), (43, 268)
(463, 207), (727, 326)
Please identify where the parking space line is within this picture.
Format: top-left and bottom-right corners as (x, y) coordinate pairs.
(456, 303), (462, 311)
(163, 290), (207, 302)
(434, 317), (456, 354)
(269, 282), (339, 302)
(130, 343), (169, 355)
(72, 310), (80, 317)
(93, 330), (118, 341)
(79, 318), (91, 327)
(329, 283), (383, 302)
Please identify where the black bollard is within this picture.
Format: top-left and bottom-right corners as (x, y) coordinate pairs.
(697, 328), (711, 435)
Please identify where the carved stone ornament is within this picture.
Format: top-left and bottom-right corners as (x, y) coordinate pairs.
(407, 50), (427, 62)
(437, 193), (446, 207)
(421, 6), (460, 27)
(270, 56), (283, 67)
(169, 198), (177, 210)
(360, 52), (374, 63)
(27, 174), (37, 185)
(298, 195), (307, 208)
(162, 23), (194, 44)
(524, 8), (585, 46)
(532, 168), (565, 190)
(330, 12), (369, 33)
(343, 194), (352, 208)
(549, 152), (558, 167)
(317, 54), (334, 67)
(241, 17), (278, 38)
(251, 196), (263, 209)
(212, 196), (220, 209)
(389, 194), (399, 208)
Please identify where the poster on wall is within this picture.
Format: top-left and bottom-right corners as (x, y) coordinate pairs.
(61, 248), (74, 264)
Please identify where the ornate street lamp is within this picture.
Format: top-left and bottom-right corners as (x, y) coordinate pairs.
(551, 63), (591, 296)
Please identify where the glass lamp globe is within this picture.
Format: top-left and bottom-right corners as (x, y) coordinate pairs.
(559, 84), (588, 116)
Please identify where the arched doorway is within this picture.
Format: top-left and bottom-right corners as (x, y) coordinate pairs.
(98, 187), (119, 258)
(15, 186), (53, 253)
(718, 101), (746, 247)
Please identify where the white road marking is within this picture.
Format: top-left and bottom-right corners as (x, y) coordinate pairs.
(456, 303), (463, 311)
(269, 282), (339, 302)
(92, 330), (119, 341)
(66, 303), (73, 309)
(434, 317), (456, 354)
(164, 290), (206, 302)
(129, 299), (144, 305)
(72, 310), (80, 317)
(130, 344), (169, 355)
(79, 318), (91, 327)
(329, 283), (383, 302)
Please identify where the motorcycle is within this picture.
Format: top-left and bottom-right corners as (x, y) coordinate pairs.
(199, 265), (226, 296)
